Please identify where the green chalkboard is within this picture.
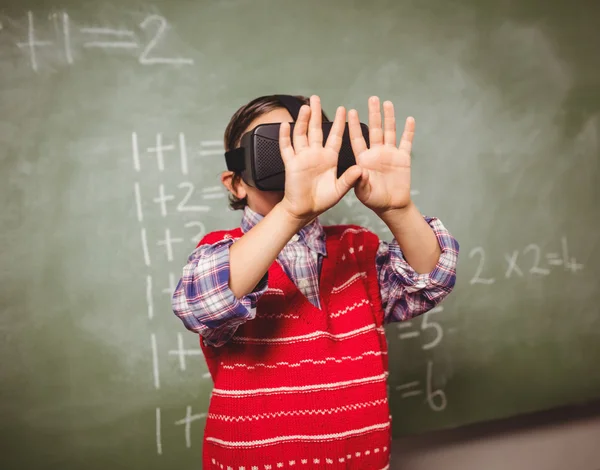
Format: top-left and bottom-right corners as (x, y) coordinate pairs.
(1, 0), (599, 468)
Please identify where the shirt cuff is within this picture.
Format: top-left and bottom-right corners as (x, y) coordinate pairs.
(182, 239), (269, 347)
(387, 217), (459, 298)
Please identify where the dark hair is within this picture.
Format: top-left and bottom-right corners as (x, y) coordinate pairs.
(223, 94), (322, 210)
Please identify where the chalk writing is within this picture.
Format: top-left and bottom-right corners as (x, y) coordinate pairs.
(81, 26), (136, 49)
(177, 182), (211, 212)
(11, 11), (193, 71)
(134, 132), (199, 175)
(185, 221), (207, 243)
(469, 246), (495, 285)
(197, 140), (224, 157)
(169, 333), (204, 371)
(147, 133), (172, 172)
(470, 236), (583, 285)
(156, 407), (162, 455)
(146, 275), (154, 320)
(140, 228), (151, 266)
(162, 272), (177, 297)
(153, 184), (175, 217)
(156, 228), (183, 262)
(17, 11), (53, 72)
(175, 406), (207, 448)
(139, 15), (194, 65)
(133, 182), (144, 222)
(426, 360), (447, 411)
(150, 333), (160, 389)
(396, 306), (447, 350)
(202, 186), (226, 200)
(395, 361), (447, 412)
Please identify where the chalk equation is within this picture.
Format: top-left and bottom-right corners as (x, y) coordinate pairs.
(6, 11), (194, 72)
(131, 131), (226, 270)
(132, 132), (223, 175)
(149, 332), (211, 390)
(129, 130), (217, 456)
(390, 307), (451, 412)
(130, 130), (224, 393)
(468, 237), (584, 285)
(394, 361), (447, 412)
(155, 405), (208, 455)
(396, 306), (457, 350)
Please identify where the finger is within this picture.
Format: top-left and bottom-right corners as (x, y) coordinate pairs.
(355, 167), (370, 197)
(368, 96), (383, 146)
(383, 101), (396, 146)
(293, 105), (311, 151)
(324, 106), (346, 153)
(308, 95), (323, 148)
(335, 164), (363, 198)
(398, 116), (416, 155)
(279, 121), (295, 163)
(348, 109), (368, 156)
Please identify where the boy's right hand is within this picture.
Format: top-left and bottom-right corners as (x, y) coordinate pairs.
(277, 95), (363, 222)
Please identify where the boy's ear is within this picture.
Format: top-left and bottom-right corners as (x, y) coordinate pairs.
(221, 171), (247, 200)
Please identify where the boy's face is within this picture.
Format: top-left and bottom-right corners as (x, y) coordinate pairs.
(221, 107), (294, 217)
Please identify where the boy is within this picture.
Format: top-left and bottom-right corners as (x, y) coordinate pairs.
(172, 94), (459, 469)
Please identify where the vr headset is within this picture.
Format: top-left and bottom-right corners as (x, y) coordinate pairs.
(224, 95), (369, 191)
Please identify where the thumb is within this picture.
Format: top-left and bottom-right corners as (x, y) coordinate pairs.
(354, 167), (370, 199)
(335, 165), (362, 197)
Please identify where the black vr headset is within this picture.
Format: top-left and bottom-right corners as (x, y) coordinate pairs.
(224, 95), (370, 191)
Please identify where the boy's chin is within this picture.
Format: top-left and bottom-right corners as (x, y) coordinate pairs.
(246, 190), (285, 215)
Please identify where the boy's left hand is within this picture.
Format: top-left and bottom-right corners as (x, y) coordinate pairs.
(348, 96), (414, 215)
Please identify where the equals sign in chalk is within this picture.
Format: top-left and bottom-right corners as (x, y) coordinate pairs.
(546, 253), (563, 266)
(396, 381), (423, 398)
(198, 141), (224, 157)
(397, 322), (420, 340)
(202, 186), (225, 200)
(81, 27), (138, 49)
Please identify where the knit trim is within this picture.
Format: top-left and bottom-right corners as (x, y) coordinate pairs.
(220, 349), (388, 370)
(329, 299), (371, 318)
(209, 448), (390, 470)
(231, 324), (382, 345)
(331, 271), (367, 293)
(255, 312), (300, 319)
(205, 421), (390, 448)
(339, 227), (370, 241)
(263, 288), (285, 296)
(208, 398), (388, 422)
(212, 372), (387, 397)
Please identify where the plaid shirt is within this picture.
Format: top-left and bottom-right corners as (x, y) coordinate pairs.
(172, 207), (459, 347)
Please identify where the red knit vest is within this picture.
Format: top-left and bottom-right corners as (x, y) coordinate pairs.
(199, 225), (391, 470)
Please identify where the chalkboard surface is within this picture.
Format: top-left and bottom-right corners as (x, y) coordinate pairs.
(1, 0), (599, 468)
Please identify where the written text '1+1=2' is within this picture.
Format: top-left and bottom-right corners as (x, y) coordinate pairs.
(10, 11), (194, 72)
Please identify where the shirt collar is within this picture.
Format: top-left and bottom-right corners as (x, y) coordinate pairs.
(241, 206), (327, 256)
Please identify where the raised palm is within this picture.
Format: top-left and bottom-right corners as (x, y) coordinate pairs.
(348, 97), (414, 214)
(279, 96), (362, 221)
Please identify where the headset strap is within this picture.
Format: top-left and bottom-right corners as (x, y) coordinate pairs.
(274, 94), (304, 120)
(224, 147), (245, 172)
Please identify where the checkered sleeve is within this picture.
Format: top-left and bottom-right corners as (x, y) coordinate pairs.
(377, 217), (459, 324)
(171, 238), (268, 347)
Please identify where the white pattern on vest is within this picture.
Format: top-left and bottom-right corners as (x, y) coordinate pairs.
(220, 349), (388, 370)
(231, 324), (379, 344)
(205, 421), (390, 447)
(331, 271), (367, 294)
(207, 398), (388, 422)
(339, 227), (370, 241)
(330, 299), (371, 318)
(263, 288), (285, 296)
(212, 373), (388, 397)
